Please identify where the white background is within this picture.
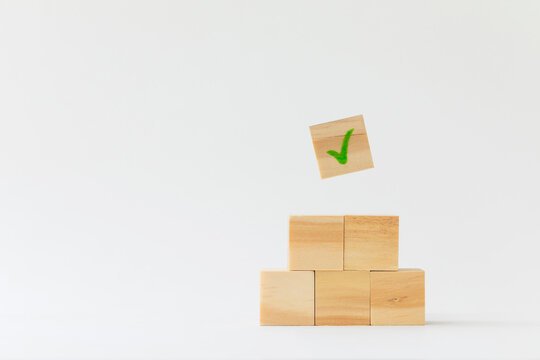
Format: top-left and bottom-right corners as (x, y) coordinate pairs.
(1, 1), (540, 359)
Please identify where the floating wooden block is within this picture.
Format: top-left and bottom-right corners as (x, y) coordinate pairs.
(344, 216), (399, 270)
(260, 271), (314, 326)
(370, 269), (425, 325)
(315, 271), (370, 325)
(289, 216), (343, 270)
(309, 115), (374, 179)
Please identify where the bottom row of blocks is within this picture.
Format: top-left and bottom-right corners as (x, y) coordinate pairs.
(260, 269), (425, 326)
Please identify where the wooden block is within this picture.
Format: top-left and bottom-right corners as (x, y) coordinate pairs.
(315, 271), (370, 325)
(370, 269), (425, 325)
(260, 271), (314, 326)
(309, 115), (374, 179)
(289, 216), (343, 270)
(344, 216), (399, 270)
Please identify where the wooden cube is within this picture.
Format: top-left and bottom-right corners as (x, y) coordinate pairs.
(309, 115), (374, 179)
(315, 271), (370, 325)
(289, 216), (343, 270)
(260, 271), (314, 326)
(344, 216), (399, 270)
(370, 269), (425, 325)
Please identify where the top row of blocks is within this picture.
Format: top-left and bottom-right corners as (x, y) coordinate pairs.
(289, 216), (399, 271)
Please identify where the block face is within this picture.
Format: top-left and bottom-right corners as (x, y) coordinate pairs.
(289, 216), (343, 271)
(370, 269), (425, 325)
(309, 115), (374, 179)
(315, 271), (370, 325)
(260, 271), (314, 326)
(344, 216), (398, 270)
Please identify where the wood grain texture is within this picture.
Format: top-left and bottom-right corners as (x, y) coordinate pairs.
(289, 216), (343, 270)
(370, 269), (425, 325)
(344, 216), (399, 270)
(260, 271), (314, 326)
(309, 115), (374, 179)
(315, 271), (370, 325)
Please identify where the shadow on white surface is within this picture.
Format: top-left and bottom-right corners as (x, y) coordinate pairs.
(427, 319), (540, 327)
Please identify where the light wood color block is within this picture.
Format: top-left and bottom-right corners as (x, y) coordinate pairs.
(344, 216), (399, 270)
(260, 271), (314, 326)
(289, 216), (343, 271)
(370, 269), (425, 325)
(315, 271), (370, 325)
(309, 115), (374, 179)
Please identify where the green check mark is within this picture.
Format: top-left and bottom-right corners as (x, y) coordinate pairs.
(326, 128), (354, 165)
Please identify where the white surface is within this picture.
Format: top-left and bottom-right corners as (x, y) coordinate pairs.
(1, 1), (540, 359)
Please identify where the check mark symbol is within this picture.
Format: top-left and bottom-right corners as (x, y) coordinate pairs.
(326, 128), (354, 165)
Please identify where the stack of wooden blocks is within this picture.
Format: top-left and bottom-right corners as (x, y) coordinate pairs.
(260, 216), (425, 326)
